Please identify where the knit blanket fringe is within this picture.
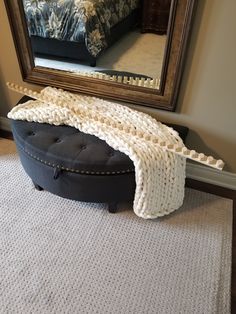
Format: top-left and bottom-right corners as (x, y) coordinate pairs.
(9, 86), (187, 219)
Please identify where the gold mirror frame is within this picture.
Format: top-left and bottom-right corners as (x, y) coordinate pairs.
(4, 0), (196, 111)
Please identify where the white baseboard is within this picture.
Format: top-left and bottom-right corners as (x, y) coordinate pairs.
(0, 116), (11, 132)
(1, 115), (235, 190)
(186, 162), (236, 191)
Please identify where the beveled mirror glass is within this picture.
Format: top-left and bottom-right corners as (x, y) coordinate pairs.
(4, 0), (196, 110)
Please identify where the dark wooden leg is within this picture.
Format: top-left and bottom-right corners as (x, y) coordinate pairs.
(90, 59), (96, 67)
(108, 202), (118, 213)
(33, 182), (43, 191)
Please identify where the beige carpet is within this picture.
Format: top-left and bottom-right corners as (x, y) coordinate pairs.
(35, 30), (166, 80)
(0, 139), (232, 314)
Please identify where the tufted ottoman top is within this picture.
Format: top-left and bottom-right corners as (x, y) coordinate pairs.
(11, 119), (135, 175)
(11, 96), (189, 176)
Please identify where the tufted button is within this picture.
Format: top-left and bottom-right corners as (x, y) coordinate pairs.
(28, 131), (35, 136)
(81, 145), (87, 150)
(55, 138), (62, 143)
(108, 151), (114, 157)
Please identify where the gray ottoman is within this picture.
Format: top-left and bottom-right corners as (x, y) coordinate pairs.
(11, 96), (189, 213)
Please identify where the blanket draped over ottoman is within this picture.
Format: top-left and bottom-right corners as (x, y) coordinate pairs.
(8, 86), (187, 219)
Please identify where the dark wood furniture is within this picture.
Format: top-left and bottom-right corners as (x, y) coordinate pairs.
(142, 0), (171, 34)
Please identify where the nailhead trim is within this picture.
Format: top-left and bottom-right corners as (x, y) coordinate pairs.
(19, 144), (135, 175)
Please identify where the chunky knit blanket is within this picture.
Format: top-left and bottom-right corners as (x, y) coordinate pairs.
(8, 86), (187, 219)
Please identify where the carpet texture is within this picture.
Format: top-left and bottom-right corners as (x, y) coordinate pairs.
(0, 145), (232, 314)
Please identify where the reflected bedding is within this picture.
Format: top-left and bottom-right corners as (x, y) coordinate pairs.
(23, 0), (140, 58)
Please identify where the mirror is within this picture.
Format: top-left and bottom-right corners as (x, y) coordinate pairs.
(25, 0), (170, 90)
(4, 0), (196, 110)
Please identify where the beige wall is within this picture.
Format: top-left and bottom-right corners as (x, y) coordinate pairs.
(0, 1), (40, 116)
(0, 1), (235, 172)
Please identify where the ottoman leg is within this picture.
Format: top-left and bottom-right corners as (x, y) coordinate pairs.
(33, 182), (43, 191)
(108, 202), (118, 213)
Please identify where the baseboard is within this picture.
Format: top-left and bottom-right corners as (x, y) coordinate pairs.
(0, 116), (11, 132)
(186, 162), (236, 191)
(1, 115), (235, 190)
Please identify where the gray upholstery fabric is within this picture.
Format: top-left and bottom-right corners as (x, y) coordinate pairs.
(10, 98), (189, 205)
(11, 119), (134, 174)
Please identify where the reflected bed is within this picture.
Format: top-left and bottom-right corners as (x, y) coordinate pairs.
(23, 0), (140, 66)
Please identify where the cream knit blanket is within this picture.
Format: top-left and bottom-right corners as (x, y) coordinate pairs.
(8, 86), (187, 219)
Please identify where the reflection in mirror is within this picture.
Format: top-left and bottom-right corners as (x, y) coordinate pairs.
(4, 0), (196, 110)
(22, 0), (171, 89)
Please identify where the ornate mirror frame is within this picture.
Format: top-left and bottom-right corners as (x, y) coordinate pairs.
(4, 0), (196, 111)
